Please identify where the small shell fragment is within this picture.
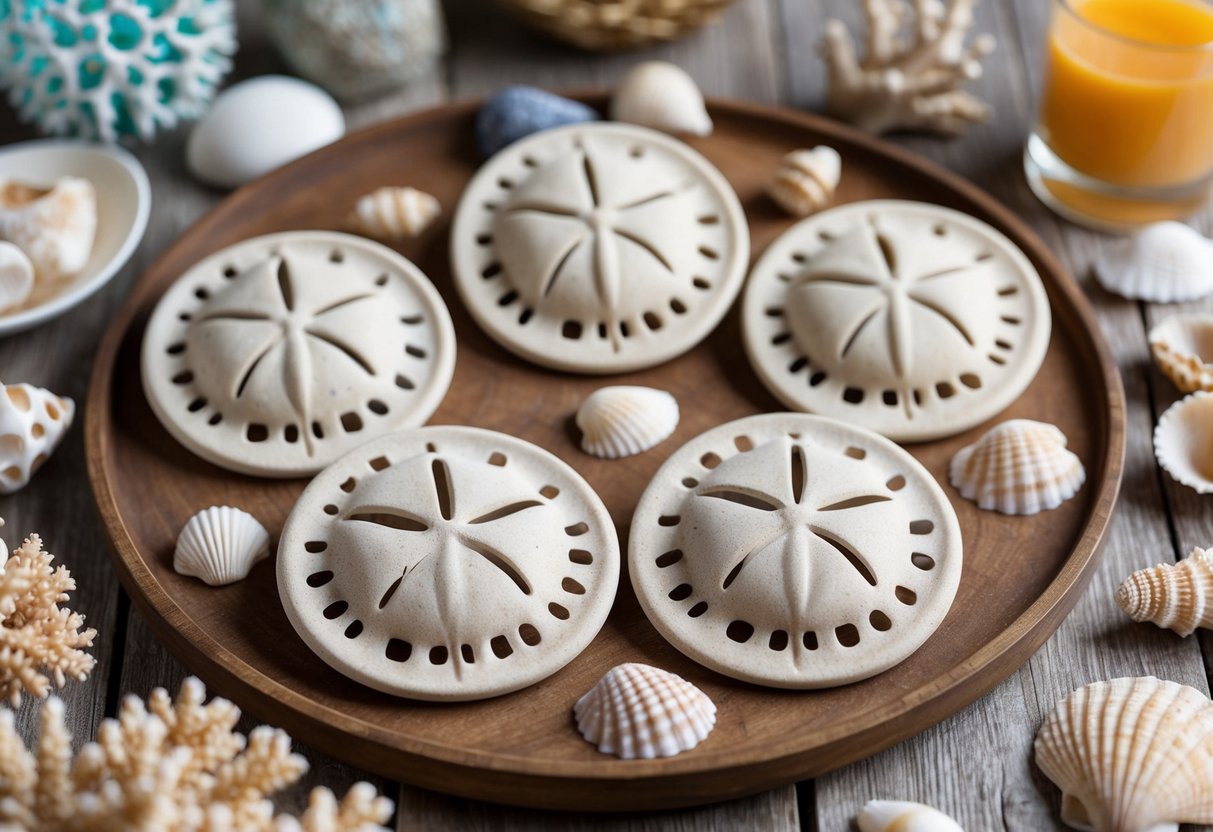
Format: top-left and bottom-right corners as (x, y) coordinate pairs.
(1154, 391), (1213, 494)
(348, 187), (441, 241)
(174, 506), (271, 587)
(610, 62), (713, 137)
(949, 419), (1085, 516)
(1149, 314), (1213, 394)
(575, 386), (679, 459)
(0, 381), (74, 495)
(574, 663), (716, 759)
(857, 800), (965, 832)
(1117, 546), (1213, 637)
(0, 177), (96, 282)
(767, 146), (841, 218)
(0, 242), (34, 314)
(1094, 221), (1213, 303)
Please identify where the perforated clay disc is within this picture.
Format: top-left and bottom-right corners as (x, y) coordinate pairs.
(629, 413), (963, 689)
(142, 231), (455, 477)
(277, 426), (621, 701)
(743, 200), (1051, 442)
(450, 122), (749, 374)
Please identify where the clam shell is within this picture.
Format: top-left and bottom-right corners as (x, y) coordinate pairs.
(573, 663), (716, 759)
(0, 176), (96, 281)
(1117, 547), (1213, 637)
(1035, 676), (1213, 832)
(767, 146), (841, 217)
(1094, 222), (1213, 303)
(1154, 391), (1213, 494)
(0, 381), (74, 495)
(610, 62), (713, 137)
(1149, 314), (1213, 394)
(348, 186), (441, 241)
(575, 386), (679, 459)
(857, 800), (964, 832)
(0, 242), (34, 314)
(174, 506), (270, 587)
(949, 419), (1085, 515)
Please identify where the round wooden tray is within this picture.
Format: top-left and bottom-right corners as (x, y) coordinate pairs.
(86, 96), (1125, 811)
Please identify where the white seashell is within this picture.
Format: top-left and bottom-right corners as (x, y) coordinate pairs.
(767, 147), (842, 217)
(0, 381), (74, 495)
(1035, 676), (1213, 832)
(575, 386), (679, 459)
(610, 62), (713, 137)
(348, 186), (440, 240)
(573, 663), (716, 759)
(1154, 391), (1213, 494)
(1094, 222), (1213, 303)
(949, 419), (1085, 516)
(0, 177), (96, 282)
(1149, 314), (1213, 394)
(1117, 546), (1213, 637)
(174, 506), (270, 587)
(0, 242), (34, 313)
(857, 800), (964, 832)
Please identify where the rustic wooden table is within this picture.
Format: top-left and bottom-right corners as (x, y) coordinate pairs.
(2, 1), (1210, 829)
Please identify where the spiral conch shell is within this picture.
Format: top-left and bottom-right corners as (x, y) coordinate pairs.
(575, 385), (679, 459)
(1094, 222), (1213, 303)
(174, 506), (270, 587)
(857, 800), (964, 832)
(0, 381), (74, 495)
(0, 242), (34, 314)
(610, 62), (713, 137)
(949, 419), (1085, 515)
(1116, 547), (1213, 637)
(1149, 314), (1213, 394)
(573, 663), (716, 759)
(0, 177), (96, 281)
(767, 146), (841, 218)
(1035, 676), (1213, 832)
(347, 186), (440, 241)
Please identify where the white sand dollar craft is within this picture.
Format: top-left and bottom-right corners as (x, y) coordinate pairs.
(278, 426), (620, 701)
(743, 200), (1051, 441)
(450, 122), (749, 373)
(630, 413), (962, 688)
(142, 231), (455, 477)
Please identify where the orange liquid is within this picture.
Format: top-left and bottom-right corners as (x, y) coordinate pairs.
(1039, 0), (1213, 188)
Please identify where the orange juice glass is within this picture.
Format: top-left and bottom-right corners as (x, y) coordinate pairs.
(1026, 0), (1213, 229)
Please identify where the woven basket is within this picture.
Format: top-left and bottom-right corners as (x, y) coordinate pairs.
(495, 0), (736, 51)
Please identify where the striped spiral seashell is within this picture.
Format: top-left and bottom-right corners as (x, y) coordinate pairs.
(1117, 547), (1213, 637)
(348, 186), (440, 241)
(767, 146), (842, 218)
(949, 419), (1085, 516)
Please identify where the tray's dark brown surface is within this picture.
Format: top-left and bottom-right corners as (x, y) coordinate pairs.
(85, 96), (1125, 811)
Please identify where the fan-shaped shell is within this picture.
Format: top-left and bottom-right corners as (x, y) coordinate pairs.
(576, 386), (679, 459)
(1154, 391), (1213, 494)
(573, 663), (716, 759)
(0, 381), (74, 495)
(610, 62), (713, 137)
(767, 146), (841, 218)
(174, 506), (270, 587)
(0, 242), (34, 314)
(857, 800), (964, 832)
(1094, 222), (1213, 303)
(0, 176), (96, 282)
(1035, 676), (1213, 832)
(1149, 314), (1213, 394)
(1117, 547), (1213, 637)
(949, 419), (1085, 515)
(348, 186), (440, 241)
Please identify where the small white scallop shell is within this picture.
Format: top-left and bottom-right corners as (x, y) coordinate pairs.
(1094, 222), (1213, 303)
(575, 386), (679, 459)
(1149, 314), (1213, 394)
(1035, 676), (1213, 832)
(348, 186), (441, 241)
(610, 62), (713, 137)
(0, 176), (97, 282)
(174, 506), (270, 587)
(949, 419), (1085, 515)
(1117, 546), (1213, 637)
(857, 800), (965, 832)
(573, 662), (716, 759)
(1155, 391), (1213, 494)
(767, 146), (842, 217)
(0, 381), (74, 495)
(0, 242), (34, 314)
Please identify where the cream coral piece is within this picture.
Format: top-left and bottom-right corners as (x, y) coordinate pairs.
(1095, 222), (1213, 303)
(1150, 314), (1213, 394)
(857, 800), (964, 832)
(610, 62), (713, 137)
(174, 506), (271, 587)
(629, 413), (963, 688)
(0, 242), (34, 313)
(0, 676), (393, 831)
(743, 200), (1051, 442)
(1154, 391), (1213, 494)
(0, 532), (95, 707)
(1035, 676), (1213, 832)
(574, 662), (716, 759)
(576, 385), (679, 458)
(278, 426), (620, 701)
(949, 419), (1085, 516)
(822, 0), (996, 136)
(348, 186), (441, 241)
(767, 146), (842, 218)
(0, 381), (75, 495)
(450, 122), (749, 373)
(142, 231), (456, 477)
(0, 176), (97, 281)
(1117, 547), (1213, 637)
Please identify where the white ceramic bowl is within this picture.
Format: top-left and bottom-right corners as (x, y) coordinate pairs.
(0, 139), (150, 337)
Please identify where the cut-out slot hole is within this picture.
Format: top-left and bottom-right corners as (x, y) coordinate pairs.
(222, 265), (238, 278)
(811, 527), (877, 586)
(167, 343), (185, 355)
(700, 452), (721, 469)
(323, 504), (339, 516)
(340, 477), (356, 493)
(843, 387), (865, 404)
(726, 620), (754, 643)
(305, 541), (327, 554)
(772, 332), (792, 345)
(429, 646), (448, 665)
(432, 458), (454, 520)
(491, 635), (513, 659)
(818, 495), (890, 511)
(488, 452), (507, 466)
(188, 398), (207, 413)
(519, 624), (541, 646)
(688, 601), (708, 618)
(564, 522), (588, 536)
(994, 338), (1012, 351)
(734, 435), (754, 452)
(960, 373), (982, 389)
(702, 490), (779, 511)
(468, 500), (541, 524)
(997, 285), (1018, 295)
(476, 233), (492, 245)
(887, 475), (906, 491)
(765, 306), (784, 317)
(692, 276), (711, 290)
(670, 298), (687, 314)
(845, 446), (866, 460)
(697, 214), (719, 225)
(698, 245), (719, 260)
(519, 308), (534, 325)
(562, 577), (586, 595)
(658, 515), (681, 527)
(1001, 315), (1022, 325)
(405, 344), (427, 359)
(498, 290), (518, 307)
(344, 620), (363, 639)
(656, 549), (683, 567)
(548, 602), (570, 620)
(643, 311), (663, 331)
(936, 382), (955, 399)
(869, 610), (892, 631)
(792, 445), (807, 504)
(395, 374), (415, 390)
(682, 477), (699, 488)
(481, 262), (502, 279)
(312, 421), (325, 440)
(835, 623), (860, 647)
(340, 412), (363, 433)
(540, 485), (559, 499)
(668, 583), (692, 601)
(912, 552), (936, 570)
(375, 274), (388, 287)
(810, 371), (828, 387)
(329, 249), (344, 263)
(910, 520), (934, 535)
(368, 400), (389, 416)
(246, 424), (268, 443)
(562, 320), (583, 340)
(348, 512), (427, 532)
(569, 549), (592, 565)
(380, 576), (404, 610)
(172, 371), (194, 385)
(195, 287), (210, 300)
(768, 630), (789, 651)
(461, 644), (475, 664)
(323, 601), (348, 620)
(306, 570), (333, 587)
(385, 639), (412, 662)
(789, 357), (808, 373)
(988, 353), (1007, 365)
(369, 455), (390, 471)
(895, 586), (918, 605)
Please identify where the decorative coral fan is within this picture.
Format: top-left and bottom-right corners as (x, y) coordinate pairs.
(0, 0), (237, 142)
(0, 677), (394, 831)
(0, 529), (95, 706)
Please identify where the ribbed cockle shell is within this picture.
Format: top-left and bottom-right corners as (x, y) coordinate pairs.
(767, 146), (841, 218)
(1117, 547), (1213, 637)
(1095, 222), (1213, 303)
(348, 186), (440, 241)
(949, 419), (1085, 515)
(174, 506), (270, 587)
(1150, 314), (1213, 395)
(575, 385), (679, 459)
